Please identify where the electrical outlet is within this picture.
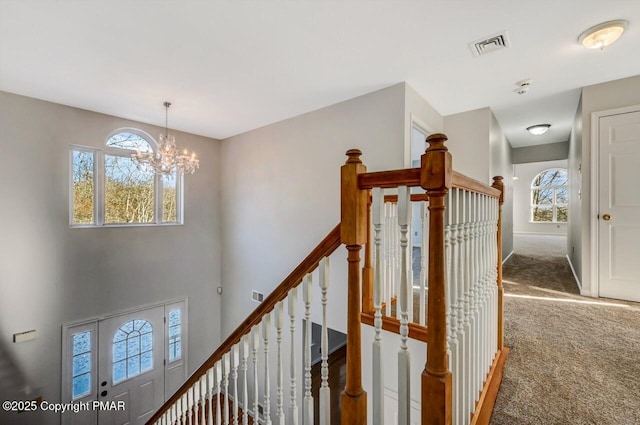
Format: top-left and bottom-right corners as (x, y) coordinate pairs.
(252, 290), (264, 303)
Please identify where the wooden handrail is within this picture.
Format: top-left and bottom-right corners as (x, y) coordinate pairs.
(452, 171), (501, 198)
(147, 224), (342, 425)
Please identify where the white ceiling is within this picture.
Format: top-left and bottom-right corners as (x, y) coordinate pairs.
(1, 1), (639, 148)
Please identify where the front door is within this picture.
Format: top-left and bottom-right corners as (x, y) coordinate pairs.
(598, 109), (640, 302)
(97, 306), (165, 425)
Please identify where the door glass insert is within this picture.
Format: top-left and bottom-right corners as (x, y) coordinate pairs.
(72, 331), (92, 399)
(113, 319), (153, 384)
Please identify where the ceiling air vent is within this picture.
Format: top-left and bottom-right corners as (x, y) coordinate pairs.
(469, 31), (511, 57)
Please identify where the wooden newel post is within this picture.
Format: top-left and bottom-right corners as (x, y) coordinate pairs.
(420, 133), (452, 425)
(491, 176), (505, 351)
(341, 149), (368, 425)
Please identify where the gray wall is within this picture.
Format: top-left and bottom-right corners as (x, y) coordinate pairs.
(0, 92), (222, 424)
(490, 110), (514, 260)
(512, 141), (568, 164)
(567, 95), (583, 285)
(219, 83), (444, 337)
(577, 75), (640, 296)
(444, 107), (514, 261)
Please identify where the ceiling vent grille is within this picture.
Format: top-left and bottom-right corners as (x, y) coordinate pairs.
(469, 31), (511, 57)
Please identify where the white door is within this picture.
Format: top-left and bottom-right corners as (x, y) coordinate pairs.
(97, 306), (165, 425)
(598, 109), (640, 302)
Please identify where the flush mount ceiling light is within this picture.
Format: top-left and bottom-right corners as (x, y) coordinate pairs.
(527, 124), (551, 135)
(578, 20), (628, 50)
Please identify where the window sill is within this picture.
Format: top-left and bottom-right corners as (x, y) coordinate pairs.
(70, 223), (183, 229)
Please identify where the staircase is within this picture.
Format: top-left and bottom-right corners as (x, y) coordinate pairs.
(147, 133), (508, 425)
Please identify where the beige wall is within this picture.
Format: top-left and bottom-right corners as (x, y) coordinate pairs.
(0, 92), (222, 424)
(567, 95), (583, 286)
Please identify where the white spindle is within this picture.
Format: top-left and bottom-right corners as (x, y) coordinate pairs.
(288, 288), (299, 425)
(319, 256), (331, 425)
(223, 353), (230, 425)
(208, 368), (215, 425)
(241, 335), (249, 425)
(200, 375), (207, 425)
(419, 199), (428, 326)
(397, 186), (411, 425)
(262, 314), (272, 425)
(215, 361), (222, 425)
(275, 301), (285, 425)
(372, 187), (385, 425)
(303, 273), (314, 425)
(232, 345), (240, 425)
(251, 327), (260, 424)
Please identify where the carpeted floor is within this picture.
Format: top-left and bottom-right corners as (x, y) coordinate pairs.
(490, 234), (640, 425)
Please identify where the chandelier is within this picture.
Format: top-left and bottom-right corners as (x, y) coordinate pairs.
(132, 101), (199, 175)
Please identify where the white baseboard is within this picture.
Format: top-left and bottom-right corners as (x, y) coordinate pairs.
(513, 231), (567, 236)
(565, 254), (582, 291)
(502, 250), (514, 265)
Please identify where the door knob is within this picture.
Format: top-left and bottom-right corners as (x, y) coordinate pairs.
(602, 214), (611, 221)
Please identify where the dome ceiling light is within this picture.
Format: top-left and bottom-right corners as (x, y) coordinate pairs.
(578, 20), (628, 50)
(527, 124), (551, 136)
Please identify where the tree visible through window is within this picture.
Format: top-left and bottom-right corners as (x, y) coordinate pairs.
(70, 129), (181, 226)
(531, 168), (568, 223)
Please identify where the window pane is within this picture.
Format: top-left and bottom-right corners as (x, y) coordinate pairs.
(532, 189), (553, 205)
(72, 373), (91, 399)
(128, 355), (140, 376)
(73, 353), (91, 376)
(72, 150), (94, 224)
(106, 132), (153, 152)
(556, 188), (568, 205)
(105, 155), (155, 224)
(532, 206), (553, 222)
(72, 331), (91, 355)
(141, 332), (153, 352)
(168, 309), (181, 327)
(140, 351), (153, 372)
(533, 169), (567, 188)
(557, 206), (568, 222)
(113, 341), (127, 362)
(127, 336), (140, 357)
(163, 173), (177, 223)
(113, 360), (126, 383)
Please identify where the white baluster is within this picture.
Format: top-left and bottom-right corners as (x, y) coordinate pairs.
(303, 273), (314, 425)
(232, 345), (240, 425)
(251, 327), (260, 424)
(319, 256), (331, 425)
(208, 368), (215, 425)
(223, 353), (230, 425)
(419, 199), (429, 326)
(215, 361), (222, 425)
(262, 314), (272, 425)
(372, 187), (385, 425)
(275, 302), (285, 425)
(397, 186), (411, 425)
(201, 375), (207, 425)
(288, 288), (299, 425)
(241, 335), (249, 425)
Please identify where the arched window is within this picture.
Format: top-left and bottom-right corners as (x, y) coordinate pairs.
(531, 168), (568, 223)
(70, 128), (182, 226)
(113, 319), (153, 383)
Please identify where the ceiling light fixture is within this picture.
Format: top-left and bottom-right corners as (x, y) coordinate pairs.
(527, 124), (551, 136)
(132, 102), (199, 175)
(578, 20), (628, 50)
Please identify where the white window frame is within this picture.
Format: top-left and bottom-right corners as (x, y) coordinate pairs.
(69, 128), (184, 227)
(530, 168), (568, 223)
(61, 320), (98, 403)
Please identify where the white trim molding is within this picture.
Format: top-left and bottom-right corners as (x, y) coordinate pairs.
(589, 104), (640, 300)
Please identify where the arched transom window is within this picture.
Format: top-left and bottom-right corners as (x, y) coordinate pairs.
(70, 128), (182, 226)
(531, 168), (568, 223)
(113, 319), (153, 384)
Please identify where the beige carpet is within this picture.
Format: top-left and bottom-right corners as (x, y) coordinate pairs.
(490, 234), (640, 425)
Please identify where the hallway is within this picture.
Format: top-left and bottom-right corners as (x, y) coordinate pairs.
(490, 234), (640, 425)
